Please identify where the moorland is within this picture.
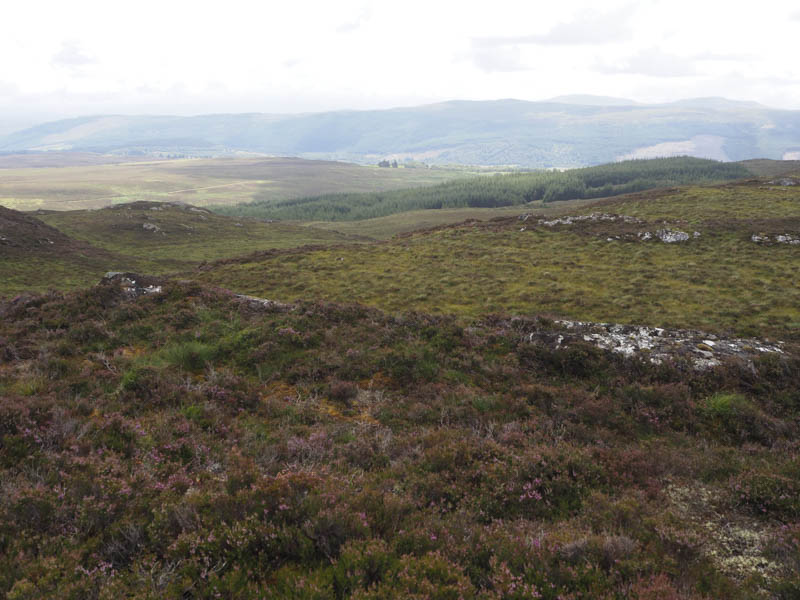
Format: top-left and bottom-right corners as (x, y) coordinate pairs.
(1, 155), (799, 599)
(0, 156), (465, 212)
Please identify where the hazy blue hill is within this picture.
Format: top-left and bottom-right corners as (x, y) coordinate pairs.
(547, 94), (639, 106)
(665, 97), (766, 110)
(2, 97), (800, 167)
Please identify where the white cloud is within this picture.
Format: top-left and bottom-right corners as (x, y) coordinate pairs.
(336, 6), (372, 33)
(51, 41), (96, 70)
(692, 51), (755, 62)
(596, 48), (697, 78)
(467, 45), (530, 73)
(473, 6), (635, 47)
(0, 0), (800, 118)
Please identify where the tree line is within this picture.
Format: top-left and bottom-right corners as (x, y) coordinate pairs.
(218, 157), (750, 222)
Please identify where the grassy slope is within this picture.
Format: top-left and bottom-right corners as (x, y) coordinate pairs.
(739, 158), (800, 177)
(1, 202), (364, 297)
(0, 157), (465, 211)
(0, 278), (798, 598)
(193, 181), (800, 340)
(2, 199), (598, 295)
(300, 200), (598, 240)
(37, 202), (363, 262)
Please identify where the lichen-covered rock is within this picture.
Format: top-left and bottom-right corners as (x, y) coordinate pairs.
(101, 272), (163, 297)
(751, 233), (800, 245)
(538, 213), (643, 227)
(142, 223), (161, 233)
(655, 229), (690, 243)
(522, 318), (785, 370)
(637, 229), (694, 243)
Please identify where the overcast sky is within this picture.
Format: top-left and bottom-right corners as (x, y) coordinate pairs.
(2, 0), (800, 130)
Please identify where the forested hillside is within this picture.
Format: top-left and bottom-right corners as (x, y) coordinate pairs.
(4, 98), (800, 167)
(218, 158), (750, 222)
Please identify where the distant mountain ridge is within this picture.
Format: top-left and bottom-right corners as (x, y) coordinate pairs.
(2, 96), (800, 168)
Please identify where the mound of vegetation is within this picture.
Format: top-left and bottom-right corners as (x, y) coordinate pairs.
(0, 277), (798, 598)
(0, 205), (148, 297)
(218, 158), (750, 222)
(0, 205), (83, 252)
(0, 201), (365, 297)
(37, 201), (362, 262)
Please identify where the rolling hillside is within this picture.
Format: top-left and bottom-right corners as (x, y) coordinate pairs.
(3, 97), (800, 167)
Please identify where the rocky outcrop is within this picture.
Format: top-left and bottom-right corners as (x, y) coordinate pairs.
(523, 319), (785, 370)
(233, 293), (291, 312)
(643, 229), (700, 243)
(101, 272), (163, 297)
(536, 213), (643, 227)
(751, 233), (800, 245)
(528, 213), (700, 243)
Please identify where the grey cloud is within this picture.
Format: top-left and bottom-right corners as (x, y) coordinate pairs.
(0, 81), (20, 96)
(473, 6), (634, 47)
(51, 41), (96, 70)
(337, 7), (371, 33)
(596, 48), (697, 77)
(692, 51), (754, 62)
(468, 46), (530, 73)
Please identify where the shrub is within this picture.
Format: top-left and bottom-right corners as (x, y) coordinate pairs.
(730, 471), (800, 520)
(355, 551), (477, 599)
(700, 392), (774, 443)
(328, 380), (359, 404)
(162, 341), (217, 373)
(331, 539), (396, 599)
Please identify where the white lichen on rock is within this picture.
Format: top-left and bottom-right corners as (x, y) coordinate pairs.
(102, 272), (163, 297)
(527, 319), (784, 370)
(751, 233), (800, 245)
(538, 213), (643, 227)
(655, 229), (690, 243)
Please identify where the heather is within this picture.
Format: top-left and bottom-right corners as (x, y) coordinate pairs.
(1, 278), (799, 598)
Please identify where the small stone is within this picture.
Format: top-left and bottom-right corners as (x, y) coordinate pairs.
(656, 229), (689, 243)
